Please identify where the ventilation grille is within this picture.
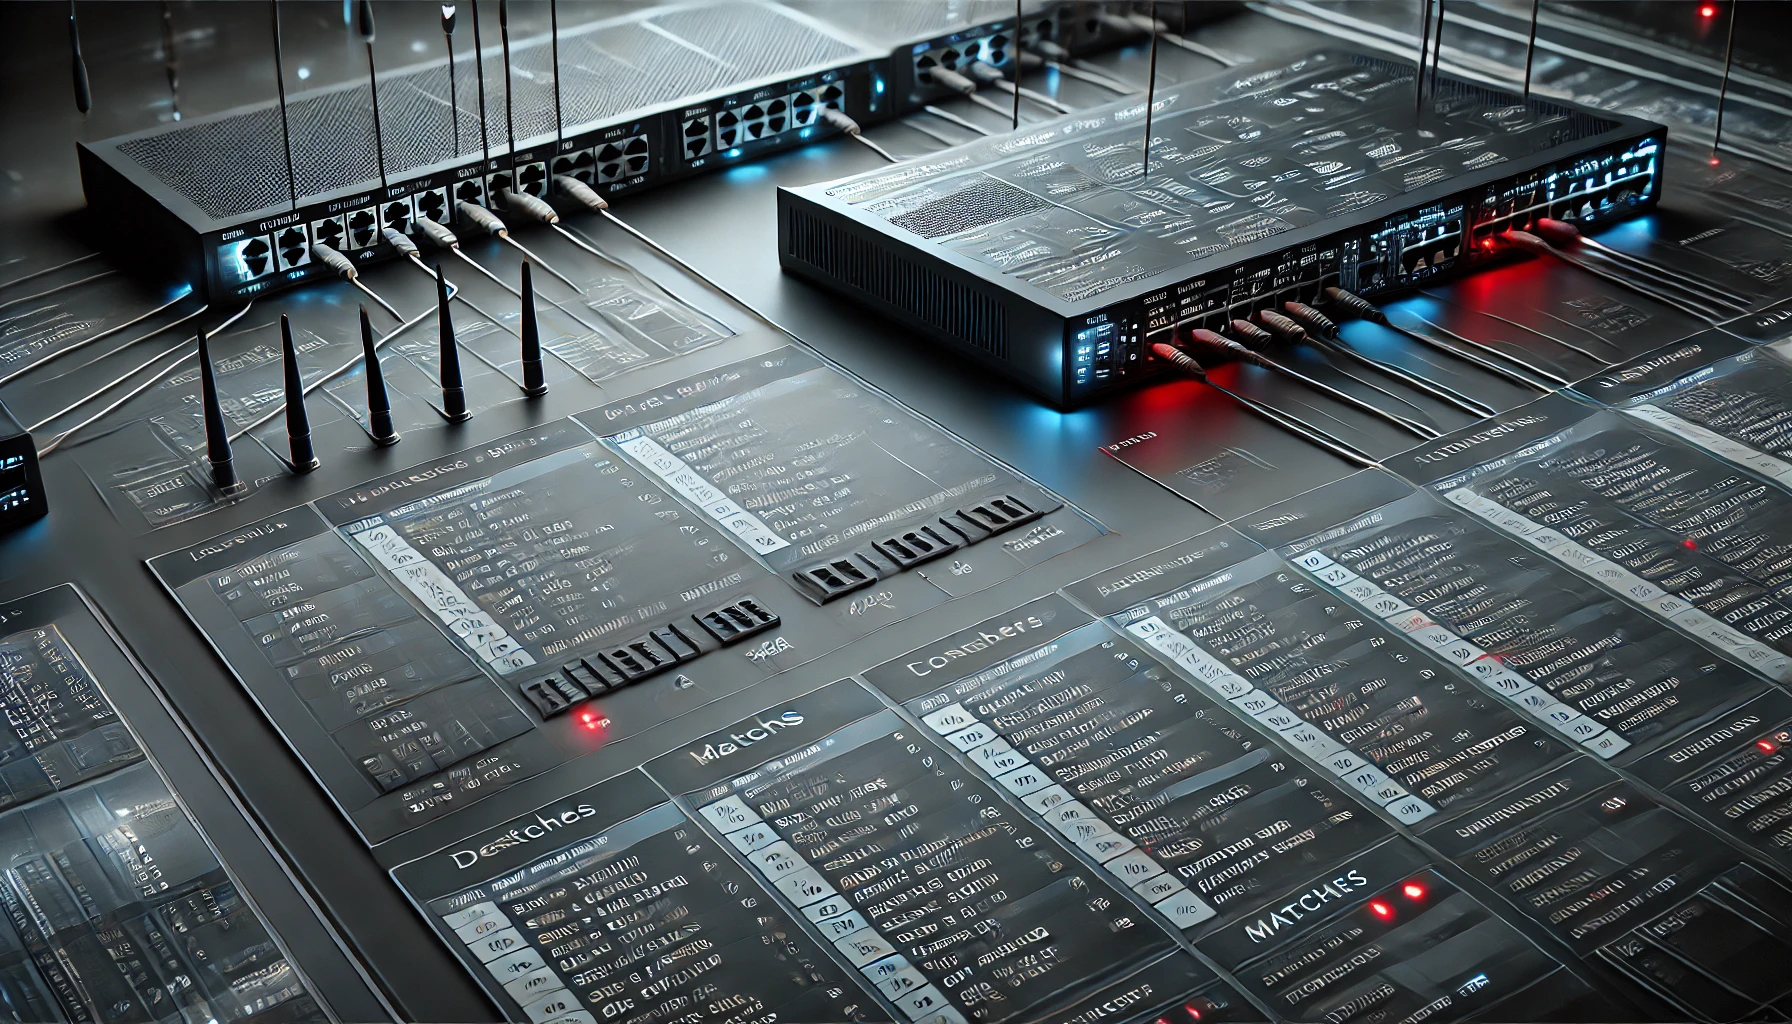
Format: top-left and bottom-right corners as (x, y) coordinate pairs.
(785, 206), (1009, 360)
(112, 1), (863, 220)
(783, 0), (1020, 45)
(885, 176), (1050, 239)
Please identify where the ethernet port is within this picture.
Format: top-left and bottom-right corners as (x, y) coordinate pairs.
(985, 33), (1010, 65)
(453, 178), (485, 206)
(240, 237), (272, 276)
(220, 235), (274, 284)
(485, 170), (514, 198)
(715, 108), (742, 149)
(597, 137), (648, 183)
(243, 236), (274, 276)
(310, 215), (345, 252)
(413, 187), (450, 225)
(598, 145), (627, 182)
(763, 98), (788, 135)
(622, 137), (648, 176)
(742, 103), (769, 141)
(596, 141), (624, 183)
(938, 46), (962, 71)
(381, 200), (412, 234)
(275, 224), (310, 271)
(551, 148), (597, 184)
(681, 117), (712, 159)
(790, 90), (819, 127)
(915, 52), (939, 83)
(817, 83), (844, 110)
(516, 161), (548, 197)
(346, 208), (378, 249)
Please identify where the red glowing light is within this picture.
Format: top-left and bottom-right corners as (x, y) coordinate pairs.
(1369, 900), (1395, 920)
(1682, 538), (1699, 550)
(1710, 156), (1722, 166)
(1183, 1004), (1204, 1021)
(1481, 238), (1497, 250)
(1699, 4), (1718, 18)
(1759, 739), (1780, 754)
(1402, 882), (1427, 900)
(578, 709), (608, 731)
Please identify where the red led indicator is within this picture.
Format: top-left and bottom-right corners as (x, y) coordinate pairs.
(1758, 739), (1780, 754)
(1402, 882), (1427, 900)
(578, 709), (609, 731)
(1700, 4), (1718, 18)
(1183, 1005), (1204, 1021)
(1682, 538), (1699, 550)
(1369, 899), (1395, 920)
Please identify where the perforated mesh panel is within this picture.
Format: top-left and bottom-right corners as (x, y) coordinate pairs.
(781, 0), (1020, 46)
(886, 176), (1050, 238)
(111, 1), (863, 220)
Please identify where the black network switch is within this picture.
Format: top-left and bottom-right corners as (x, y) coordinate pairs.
(778, 50), (1667, 407)
(78, 0), (890, 303)
(74, 0), (1131, 307)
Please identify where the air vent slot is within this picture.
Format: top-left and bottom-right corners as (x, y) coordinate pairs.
(784, 207), (1010, 359)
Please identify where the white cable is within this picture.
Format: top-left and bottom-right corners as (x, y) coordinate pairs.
(37, 303), (254, 457)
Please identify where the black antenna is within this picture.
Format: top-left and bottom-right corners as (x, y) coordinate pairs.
(472, 0), (491, 185)
(1428, 0), (1446, 103)
(442, 4), (459, 157)
(1712, 1), (1738, 162)
(197, 328), (245, 496)
(550, 0), (564, 151)
(270, 0), (297, 210)
(69, 1), (91, 114)
(1011, 0), (1022, 130)
(356, 0), (388, 192)
(160, 1), (179, 119)
(519, 261), (546, 396)
(436, 264), (471, 421)
(499, 0), (518, 185)
(280, 315), (318, 471)
(1140, 1), (1160, 185)
(1521, 0), (1540, 102)
(360, 305), (400, 445)
(1415, 0), (1433, 121)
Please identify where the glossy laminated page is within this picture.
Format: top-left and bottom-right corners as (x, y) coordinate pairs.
(0, 584), (382, 1024)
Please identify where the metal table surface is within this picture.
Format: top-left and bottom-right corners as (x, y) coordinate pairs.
(1, 3), (1780, 1020)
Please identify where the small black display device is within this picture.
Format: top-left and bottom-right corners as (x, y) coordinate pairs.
(0, 399), (46, 531)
